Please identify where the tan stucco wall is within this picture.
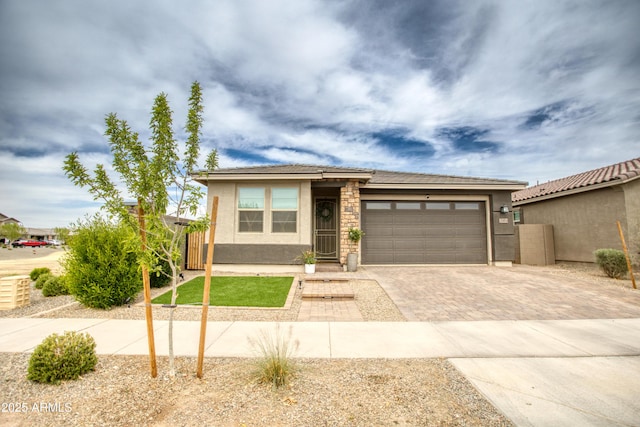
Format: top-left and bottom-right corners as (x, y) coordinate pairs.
(519, 186), (627, 262)
(205, 180), (312, 245)
(623, 178), (640, 265)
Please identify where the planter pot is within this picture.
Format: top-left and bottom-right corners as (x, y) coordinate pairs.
(346, 253), (358, 272)
(304, 263), (316, 274)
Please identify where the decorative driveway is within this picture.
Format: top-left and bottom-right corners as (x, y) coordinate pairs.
(363, 264), (640, 321)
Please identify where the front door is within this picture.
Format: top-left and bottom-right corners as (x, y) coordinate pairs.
(314, 198), (338, 260)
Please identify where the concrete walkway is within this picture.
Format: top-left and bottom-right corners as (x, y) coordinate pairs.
(1, 317), (639, 426)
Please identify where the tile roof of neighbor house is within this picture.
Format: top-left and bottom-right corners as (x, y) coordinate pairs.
(197, 164), (527, 188)
(512, 157), (640, 204)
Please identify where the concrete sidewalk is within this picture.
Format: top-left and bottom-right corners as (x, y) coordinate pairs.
(1, 317), (639, 426)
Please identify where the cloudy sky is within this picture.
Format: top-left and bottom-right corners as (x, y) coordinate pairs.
(1, 0), (639, 227)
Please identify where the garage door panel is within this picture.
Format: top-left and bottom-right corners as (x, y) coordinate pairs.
(362, 200), (487, 264)
(394, 252), (424, 263)
(394, 226), (426, 238)
(395, 239), (426, 250)
(364, 239), (394, 250)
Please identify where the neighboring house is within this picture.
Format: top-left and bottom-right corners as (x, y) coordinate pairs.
(0, 213), (21, 226)
(512, 157), (640, 263)
(194, 164), (526, 266)
(27, 228), (56, 241)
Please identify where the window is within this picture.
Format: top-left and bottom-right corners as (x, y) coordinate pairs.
(426, 202), (450, 210)
(396, 202), (421, 210)
(365, 202), (392, 210)
(272, 188), (298, 233)
(455, 202), (480, 210)
(238, 188), (264, 232)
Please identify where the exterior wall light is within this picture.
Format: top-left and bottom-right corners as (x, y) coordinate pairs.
(500, 205), (510, 214)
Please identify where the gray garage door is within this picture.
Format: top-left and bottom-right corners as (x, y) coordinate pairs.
(361, 201), (487, 264)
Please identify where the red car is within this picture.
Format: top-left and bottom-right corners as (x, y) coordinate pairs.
(12, 240), (48, 247)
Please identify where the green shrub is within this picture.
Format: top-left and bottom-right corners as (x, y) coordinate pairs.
(594, 248), (628, 279)
(30, 267), (51, 281)
(149, 258), (172, 288)
(63, 215), (142, 309)
(248, 325), (299, 389)
(35, 273), (53, 290)
(27, 331), (97, 384)
(42, 275), (70, 297)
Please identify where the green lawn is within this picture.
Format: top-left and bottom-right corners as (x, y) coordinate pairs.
(151, 276), (293, 307)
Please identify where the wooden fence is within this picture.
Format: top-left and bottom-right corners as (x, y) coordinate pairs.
(186, 231), (205, 270)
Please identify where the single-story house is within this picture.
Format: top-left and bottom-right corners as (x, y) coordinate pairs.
(0, 213), (21, 226)
(194, 164), (526, 267)
(512, 157), (640, 263)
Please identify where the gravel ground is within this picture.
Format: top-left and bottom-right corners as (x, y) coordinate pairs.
(0, 273), (405, 322)
(5, 249), (632, 426)
(0, 354), (512, 426)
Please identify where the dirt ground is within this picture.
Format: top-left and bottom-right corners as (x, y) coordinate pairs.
(0, 247), (65, 276)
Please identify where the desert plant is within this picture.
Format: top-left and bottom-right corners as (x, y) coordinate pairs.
(63, 215), (142, 309)
(42, 275), (70, 297)
(35, 272), (53, 290)
(248, 325), (299, 389)
(27, 331), (97, 384)
(63, 81), (213, 377)
(297, 250), (316, 265)
(30, 267), (51, 281)
(594, 248), (628, 279)
(348, 227), (365, 254)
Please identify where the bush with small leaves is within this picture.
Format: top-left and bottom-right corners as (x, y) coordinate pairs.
(35, 273), (53, 290)
(64, 215), (142, 309)
(594, 248), (628, 279)
(30, 267), (51, 281)
(27, 331), (97, 384)
(42, 275), (70, 297)
(149, 258), (172, 288)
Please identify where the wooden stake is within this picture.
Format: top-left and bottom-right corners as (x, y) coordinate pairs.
(197, 196), (219, 378)
(138, 201), (158, 378)
(616, 221), (637, 289)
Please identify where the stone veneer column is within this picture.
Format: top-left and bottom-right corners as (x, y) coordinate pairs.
(339, 180), (361, 265)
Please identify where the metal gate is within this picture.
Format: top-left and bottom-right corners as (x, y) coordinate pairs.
(314, 198), (338, 259)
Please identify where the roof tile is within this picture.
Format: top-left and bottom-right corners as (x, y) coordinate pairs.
(512, 157), (640, 203)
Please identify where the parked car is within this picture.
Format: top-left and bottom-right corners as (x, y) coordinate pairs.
(12, 240), (48, 247)
(46, 239), (63, 246)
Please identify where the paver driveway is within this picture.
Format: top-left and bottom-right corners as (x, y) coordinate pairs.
(363, 264), (640, 321)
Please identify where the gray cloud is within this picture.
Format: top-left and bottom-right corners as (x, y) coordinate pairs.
(1, 0), (639, 226)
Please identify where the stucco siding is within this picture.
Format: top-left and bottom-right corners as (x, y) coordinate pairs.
(520, 187), (626, 262)
(623, 179), (640, 264)
(205, 180), (312, 246)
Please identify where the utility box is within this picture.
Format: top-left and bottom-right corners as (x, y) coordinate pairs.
(515, 224), (555, 266)
(0, 275), (31, 310)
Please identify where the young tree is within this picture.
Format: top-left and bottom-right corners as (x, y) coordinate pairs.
(54, 227), (71, 244)
(0, 222), (26, 246)
(63, 81), (214, 377)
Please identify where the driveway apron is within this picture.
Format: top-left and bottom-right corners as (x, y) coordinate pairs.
(362, 265), (640, 321)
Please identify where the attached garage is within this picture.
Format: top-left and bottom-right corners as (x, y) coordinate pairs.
(196, 164), (527, 267)
(361, 200), (488, 264)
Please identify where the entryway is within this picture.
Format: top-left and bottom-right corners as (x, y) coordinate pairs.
(314, 198), (338, 260)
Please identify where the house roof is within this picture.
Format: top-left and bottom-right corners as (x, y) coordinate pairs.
(512, 157), (640, 204)
(194, 164), (527, 190)
(0, 213), (21, 225)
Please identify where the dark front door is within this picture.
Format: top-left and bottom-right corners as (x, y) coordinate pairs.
(314, 198), (338, 259)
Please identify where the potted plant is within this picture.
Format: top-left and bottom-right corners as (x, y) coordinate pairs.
(299, 250), (316, 274)
(347, 227), (364, 272)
